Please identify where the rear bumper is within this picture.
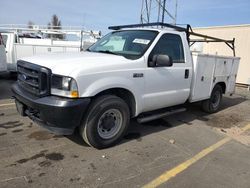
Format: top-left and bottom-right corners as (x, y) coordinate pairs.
(12, 83), (91, 135)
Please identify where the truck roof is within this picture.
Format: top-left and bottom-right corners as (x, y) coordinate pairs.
(117, 27), (181, 32)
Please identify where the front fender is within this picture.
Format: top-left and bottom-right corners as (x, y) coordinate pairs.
(79, 76), (144, 116)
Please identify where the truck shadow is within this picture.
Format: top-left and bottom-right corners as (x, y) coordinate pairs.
(66, 131), (90, 147)
(118, 96), (247, 145)
(0, 73), (17, 100)
(66, 96), (246, 147)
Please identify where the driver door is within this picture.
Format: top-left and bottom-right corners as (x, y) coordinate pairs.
(143, 33), (191, 112)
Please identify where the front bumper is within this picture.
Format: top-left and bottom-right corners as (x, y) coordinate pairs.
(12, 83), (91, 135)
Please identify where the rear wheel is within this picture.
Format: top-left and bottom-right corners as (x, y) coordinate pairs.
(201, 85), (223, 113)
(79, 95), (130, 149)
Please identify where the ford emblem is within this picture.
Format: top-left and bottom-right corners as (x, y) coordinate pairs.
(22, 74), (27, 80)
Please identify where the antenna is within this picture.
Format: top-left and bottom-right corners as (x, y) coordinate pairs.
(140, 0), (178, 24)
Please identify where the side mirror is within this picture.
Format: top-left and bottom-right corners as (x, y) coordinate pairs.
(149, 54), (173, 67)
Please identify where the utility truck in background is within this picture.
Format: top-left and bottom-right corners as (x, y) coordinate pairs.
(12, 22), (240, 149)
(0, 25), (100, 73)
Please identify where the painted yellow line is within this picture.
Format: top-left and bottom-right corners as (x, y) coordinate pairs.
(0, 103), (15, 107)
(241, 123), (250, 132)
(143, 123), (250, 188)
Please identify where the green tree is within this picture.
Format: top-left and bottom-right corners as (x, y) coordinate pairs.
(47, 14), (65, 39)
(27, 21), (35, 29)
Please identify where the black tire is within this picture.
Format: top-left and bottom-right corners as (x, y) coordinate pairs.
(201, 85), (223, 113)
(79, 95), (130, 149)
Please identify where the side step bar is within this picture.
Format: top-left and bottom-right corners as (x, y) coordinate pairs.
(137, 108), (186, 124)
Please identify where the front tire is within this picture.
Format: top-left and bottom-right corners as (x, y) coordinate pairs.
(80, 95), (130, 149)
(201, 85), (223, 113)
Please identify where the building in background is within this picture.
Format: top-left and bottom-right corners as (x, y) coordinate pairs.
(194, 24), (250, 86)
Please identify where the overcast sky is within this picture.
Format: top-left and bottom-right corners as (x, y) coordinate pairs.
(0, 0), (249, 33)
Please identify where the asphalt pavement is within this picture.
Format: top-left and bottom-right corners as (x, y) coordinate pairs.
(0, 75), (250, 188)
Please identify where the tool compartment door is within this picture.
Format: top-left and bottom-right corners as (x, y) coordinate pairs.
(227, 58), (240, 93)
(214, 57), (233, 79)
(190, 54), (215, 102)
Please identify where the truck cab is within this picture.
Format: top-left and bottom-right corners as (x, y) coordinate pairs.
(12, 23), (239, 149)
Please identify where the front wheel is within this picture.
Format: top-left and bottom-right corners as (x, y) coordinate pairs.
(79, 95), (130, 149)
(201, 85), (223, 113)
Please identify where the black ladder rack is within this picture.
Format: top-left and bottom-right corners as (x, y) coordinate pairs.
(108, 22), (236, 56)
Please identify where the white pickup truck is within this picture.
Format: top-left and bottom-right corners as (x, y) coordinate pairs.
(12, 23), (240, 149)
(0, 28), (99, 73)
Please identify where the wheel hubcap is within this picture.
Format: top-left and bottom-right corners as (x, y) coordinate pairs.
(211, 91), (221, 108)
(97, 109), (123, 139)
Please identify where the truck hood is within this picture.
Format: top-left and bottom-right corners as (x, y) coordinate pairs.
(21, 52), (131, 76)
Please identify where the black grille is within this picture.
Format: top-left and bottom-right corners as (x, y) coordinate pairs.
(17, 60), (51, 97)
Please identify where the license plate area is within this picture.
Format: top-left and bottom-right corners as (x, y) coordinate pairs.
(15, 100), (26, 116)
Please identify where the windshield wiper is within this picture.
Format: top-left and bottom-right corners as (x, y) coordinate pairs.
(96, 50), (119, 55)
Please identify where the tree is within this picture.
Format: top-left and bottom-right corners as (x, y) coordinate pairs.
(27, 21), (35, 29)
(47, 14), (64, 39)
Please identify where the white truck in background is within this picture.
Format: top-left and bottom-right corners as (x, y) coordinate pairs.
(0, 25), (100, 73)
(12, 23), (240, 149)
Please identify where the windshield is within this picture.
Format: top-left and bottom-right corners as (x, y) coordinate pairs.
(88, 30), (158, 59)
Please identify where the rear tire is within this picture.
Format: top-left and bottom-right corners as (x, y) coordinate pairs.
(79, 95), (130, 149)
(202, 85), (223, 113)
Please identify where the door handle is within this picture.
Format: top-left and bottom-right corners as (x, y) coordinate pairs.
(185, 69), (189, 79)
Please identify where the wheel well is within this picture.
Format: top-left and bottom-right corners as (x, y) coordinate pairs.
(95, 88), (136, 117)
(216, 82), (226, 94)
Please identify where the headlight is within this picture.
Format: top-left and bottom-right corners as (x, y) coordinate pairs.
(51, 75), (79, 98)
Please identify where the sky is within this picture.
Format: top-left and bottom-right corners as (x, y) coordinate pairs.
(0, 0), (249, 33)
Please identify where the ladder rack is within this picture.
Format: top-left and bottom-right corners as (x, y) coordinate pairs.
(108, 22), (236, 56)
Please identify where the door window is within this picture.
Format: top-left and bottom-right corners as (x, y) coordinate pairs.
(150, 33), (185, 63)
